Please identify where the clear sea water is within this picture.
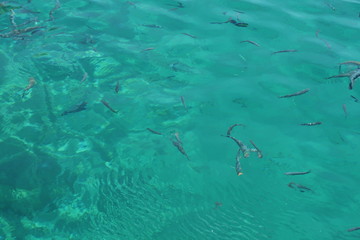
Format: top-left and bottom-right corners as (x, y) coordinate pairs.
(0, 0), (360, 239)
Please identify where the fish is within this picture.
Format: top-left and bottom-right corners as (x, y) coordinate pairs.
(172, 140), (189, 160)
(272, 49), (298, 55)
(223, 135), (249, 158)
(101, 100), (118, 113)
(61, 102), (87, 116)
(240, 40), (260, 47)
(249, 140), (263, 158)
(146, 128), (163, 135)
(339, 61), (360, 67)
(279, 88), (310, 98)
(315, 30), (331, 49)
(325, 73), (351, 80)
(181, 33), (197, 38)
(80, 72), (88, 83)
(288, 182), (312, 192)
(141, 47), (155, 52)
(48, 0), (61, 21)
(142, 24), (162, 28)
(180, 96), (187, 111)
(115, 81), (120, 93)
(226, 123), (245, 136)
(351, 95), (359, 102)
(284, 170), (311, 176)
(235, 149), (243, 176)
(342, 104), (347, 118)
(214, 202), (223, 208)
(347, 227), (360, 232)
(300, 122), (322, 126)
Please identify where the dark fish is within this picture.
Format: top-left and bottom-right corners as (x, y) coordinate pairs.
(226, 123), (245, 136)
(288, 182), (312, 192)
(240, 40), (260, 47)
(351, 95), (359, 102)
(101, 100), (118, 113)
(342, 104), (347, 118)
(142, 24), (162, 28)
(48, 0), (60, 21)
(339, 61), (360, 67)
(235, 149), (243, 176)
(249, 140), (263, 158)
(180, 96), (187, 111)
(147, 128), (163, 135)
(284, 170), (311, 176)
(223, 135), (249, 158)
(272, 49), (298, 55)
(233, 22), (248, 27)
(141, 47), (155, 52)
(172, 140), (189, 160)
(61, 102), (87, 116)
(181, 33), (197, 38)
(300, 122), (322, 126)
(347, 227), (360, 232)
(279, 88), (310, 98)
(115, 81), (120, 93)
(214, 201), (223, 208)
(325, 73), (351, 80)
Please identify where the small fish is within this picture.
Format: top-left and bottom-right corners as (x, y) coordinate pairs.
(240, 40), (260, 47)
(101, 100), (118, 113)
(339, 61), (360, 67)
(142, 24), (162, 28)
(272, 49), (298, 55)
(279, 88), (310, 98)
(172, 140), (189, 160)
(61, 102), (87, 116)
(347, 227), (360, 232)
(147, 128), (163, 135)
(249, 140), (263, 158)
(235, 149), (243, 176)
(223, 135), (249, 158)
(214, 201), (223, 208)
(325, 72), (351, 80)
(141, 47), (155, 52)
(80, 72), (88, 83)
(181, 33), (197, 38)
(350, 95), (359, 102)
(226, 123), (245, 136)
(180, 96), (187, 111)
(315, 30), (331, 49)
(233, 22), (248, 27)
(300, 122), (322, 126)
(115, 81), (120, 93)
(342, 104), (347, 118)
(288, 182), (312, 192)
(284, 170), (311, 176)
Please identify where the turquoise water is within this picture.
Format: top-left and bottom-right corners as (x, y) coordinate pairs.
(1, 0), (360, 239)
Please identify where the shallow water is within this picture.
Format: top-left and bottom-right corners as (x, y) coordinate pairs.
(0, 0), (360, 239)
